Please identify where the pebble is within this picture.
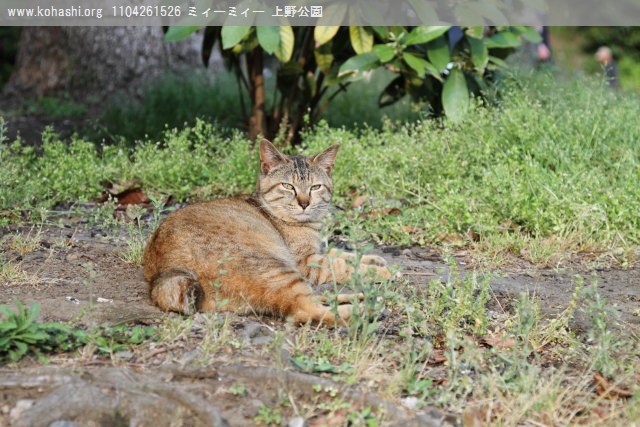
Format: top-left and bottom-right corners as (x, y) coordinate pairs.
(401, 396), (420, 410)
(287, 417), (308, 427)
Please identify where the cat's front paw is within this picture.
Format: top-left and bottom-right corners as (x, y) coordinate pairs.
(360, 254), (388, 267)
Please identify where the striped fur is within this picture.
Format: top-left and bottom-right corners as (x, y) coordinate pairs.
(143, 139), (391, 326)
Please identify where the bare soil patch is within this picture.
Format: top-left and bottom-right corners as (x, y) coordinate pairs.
(1, 216), (639, 426)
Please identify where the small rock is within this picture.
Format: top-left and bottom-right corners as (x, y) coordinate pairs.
(401, 396), (420, 410)
(401, 249), (413, 257)
(64, 296), (80, 305)
(241, 322), (263, 339)
(287, 417), (308, 427)
(9, 399), (34, 420)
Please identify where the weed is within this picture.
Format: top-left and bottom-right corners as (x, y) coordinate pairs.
(254, 405), (282, 426)
(229, 383), (248, 397)
(0, 302), (85, 363)
(0, 256), (27, 284)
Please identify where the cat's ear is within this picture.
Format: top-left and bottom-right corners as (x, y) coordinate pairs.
(259, 139), (286, 174)
(311, 144), (340, 174)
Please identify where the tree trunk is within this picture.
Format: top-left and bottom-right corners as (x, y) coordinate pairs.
(4, 27), (203, 100)
(246, 49), (267, 141)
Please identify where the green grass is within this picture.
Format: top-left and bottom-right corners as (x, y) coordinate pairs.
(2, 72), (639, 265)
(98, 72), (248, 142)
(97, 69), (421, 143)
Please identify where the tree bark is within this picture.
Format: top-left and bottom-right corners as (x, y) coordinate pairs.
(247, 49), (267, 141)
(4, 27), (203, 100)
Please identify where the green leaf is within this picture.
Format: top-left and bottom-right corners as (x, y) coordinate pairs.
(164, 26), (202, 42)
(405, 26), (451, 46)
(338, 52), (379, 78)
(314, 4), (347, 47)
(513, 26), (543, 43)
(372, 44), (395, 62)
(468, 37), (489, 70)
(257, 26), (280, 54)
(221, 26), (252, 49)
(314, 26), (340, 48)
(371, 26), (389, 41)
(314, 44), (334, 73)
(379, 76), (406, 107)
(427, 36), (450, 71)
(442, 68), (469, 122)
(349, 26), (374, 55)
(465, 26), (485, 39)
(403, 52), (428, 76)
(485, 31), (522, 49)
(274, 26), (294, 63)
(402, 52), (442, 81)
(488, 55), (509, 69)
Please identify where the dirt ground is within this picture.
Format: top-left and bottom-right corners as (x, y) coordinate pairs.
(1, 216), (639, 426)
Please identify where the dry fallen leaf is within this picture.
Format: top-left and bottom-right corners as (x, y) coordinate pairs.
(593, 372), (633, 399)
(350, 195), (368, 209)
(98, 179), (152, 210)
(427, 350), (447, 365)
(401, 225), (423, 234)
(483, 332), (516, 350)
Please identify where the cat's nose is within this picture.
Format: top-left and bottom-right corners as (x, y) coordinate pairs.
(297, 197), (310, 210)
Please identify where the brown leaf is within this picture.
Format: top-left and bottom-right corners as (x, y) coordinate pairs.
(483, 333), (516, 350)
(401, 225), (423, 234)
(593, 372), (633, 399)
(351, 195), (368, 209)
(427, 350), (447, 365)
(99, 179), (151, 208)
(116, 188), (151, 206)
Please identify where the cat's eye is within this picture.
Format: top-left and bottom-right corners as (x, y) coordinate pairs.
(310, 184), (322, 191)
(281, 183), (295, 190)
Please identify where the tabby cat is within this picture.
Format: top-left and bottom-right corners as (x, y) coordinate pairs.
(143, 140), (391, 326)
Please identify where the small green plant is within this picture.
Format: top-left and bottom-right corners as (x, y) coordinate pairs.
(583, 282), (619, 377)
(0, 301), (86, 363)
(229, 384), (248, 397)
(254, 405), (282, 426)
(424, 262), (491, 336)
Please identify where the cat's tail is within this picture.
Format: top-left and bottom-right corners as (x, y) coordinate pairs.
(148, 268), (204, 315)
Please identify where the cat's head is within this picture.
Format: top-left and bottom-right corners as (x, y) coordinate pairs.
(256, 139), (339, 223)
